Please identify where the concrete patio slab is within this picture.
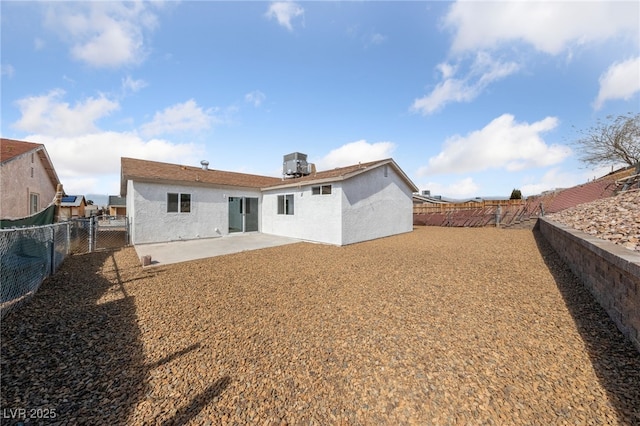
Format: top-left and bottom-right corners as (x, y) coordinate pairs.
(133, 233), (302, 266)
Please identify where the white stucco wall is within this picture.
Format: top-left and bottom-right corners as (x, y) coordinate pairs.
(127, 180), (262, 244)
(261, 184), (343, 245)
(340, 165), (414, 245)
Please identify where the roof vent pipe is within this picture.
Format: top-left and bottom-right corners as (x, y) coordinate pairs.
(200, 160), (209, 170)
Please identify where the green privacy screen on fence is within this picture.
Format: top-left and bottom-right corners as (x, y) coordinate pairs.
(0, 204), (56, 229)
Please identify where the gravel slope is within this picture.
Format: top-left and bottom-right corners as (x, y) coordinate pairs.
(547, 190), (640, 251)
(2, 227), (639, 425)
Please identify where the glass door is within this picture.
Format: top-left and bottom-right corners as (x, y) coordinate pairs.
(228, 197), (259, 233)
(244, 197), (258, 232)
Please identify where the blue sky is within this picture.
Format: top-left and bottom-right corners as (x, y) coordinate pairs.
(2, 1), (639, 201)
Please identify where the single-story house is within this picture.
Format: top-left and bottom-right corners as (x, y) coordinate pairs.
(1, 138), (61, 219)
(108, 196), (127, 217)
(121, 155), (418, 246)
(58, 195), (87, 220)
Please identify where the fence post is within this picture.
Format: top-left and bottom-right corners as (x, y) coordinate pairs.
(66, 222), (71, 255)
(495, 205), (502, 228)
(89, 216), (95, 253)
(49, 226), (55, 275)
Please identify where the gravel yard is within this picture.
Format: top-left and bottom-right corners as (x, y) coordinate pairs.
(2, 227), (639, 425)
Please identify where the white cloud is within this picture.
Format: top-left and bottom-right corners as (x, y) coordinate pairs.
(369, 33), (386, 46)
(593, 57), (640, 110)
(29, 132), (203, 195)
(11, 91), (211, 195)
(414, 1), (639, 114)
(316, 140), (396, 170)
(13, 89), (119, 137)
(418, 114), (570, 175)
(245, 90), (266, 107)
(265, 1), (304, 31)
(44, 2), (159, 68)
(419, 177), (480, 199)
(139, 100), (218, 137)
(411, 52), (519, 115)
(1, 64), (15, 78)
(34, 38), (45, 51)
(122, 75), (148, 94)
(444, 1), (639, 55)
(520, 167), (589, 196)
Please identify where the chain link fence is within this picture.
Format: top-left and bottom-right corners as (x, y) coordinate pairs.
(0, 216), (129, 318)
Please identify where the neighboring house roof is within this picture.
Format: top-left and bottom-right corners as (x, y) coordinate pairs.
(412, 194), (449, 204)
(60, 195), (86, 207)
(108, 196), (126, 206)
(1, 138), (61, 187)
(121, 157), (419, 195)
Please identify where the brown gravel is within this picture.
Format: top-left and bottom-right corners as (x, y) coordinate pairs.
(2, 227), (639, 425)
(547, 190), (640, 251)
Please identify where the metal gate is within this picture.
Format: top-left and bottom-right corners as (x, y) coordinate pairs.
(93, 215), (129, 251)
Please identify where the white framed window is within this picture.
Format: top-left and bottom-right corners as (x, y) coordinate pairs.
(277, 194), (294, 215)
(167, 192), (191, 213)
(312, 184), (332, 195)
(30, 193), (39, 214)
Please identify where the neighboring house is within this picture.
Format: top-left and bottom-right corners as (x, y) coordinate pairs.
(58, 195), (87, 220)
(412, 193), (449, 205)
(107, 196), (127, 216)
(0, 138), (61, 219)
(85, 204), (99, 217)
(121, 155), (418, 246)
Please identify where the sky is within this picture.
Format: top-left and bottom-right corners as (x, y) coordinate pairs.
(1, 1), (639, 202)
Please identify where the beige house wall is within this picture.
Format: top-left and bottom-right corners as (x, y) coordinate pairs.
(0, 150), (58, 219)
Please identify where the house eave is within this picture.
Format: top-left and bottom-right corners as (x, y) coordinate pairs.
(123, 176), (265, 193)
(261, 175), (349, 191)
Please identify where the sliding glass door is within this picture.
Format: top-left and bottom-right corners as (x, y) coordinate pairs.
(228, 197), (258, 233)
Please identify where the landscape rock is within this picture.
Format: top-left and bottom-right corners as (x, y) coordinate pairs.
(1, 227), (639, 424)
(547, 190), (640, 251)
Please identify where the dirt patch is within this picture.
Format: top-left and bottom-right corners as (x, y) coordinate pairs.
(2, 227), (639, 425)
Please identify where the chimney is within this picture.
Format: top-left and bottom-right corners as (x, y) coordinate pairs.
(200, 160), (209, 170)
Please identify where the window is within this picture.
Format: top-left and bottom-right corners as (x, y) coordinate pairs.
(180, 193), (191, 213)
(384, 165), (388, 177)
(312, 184), (332, 195)
(30, 167), (34, 178)
(277, 194), (294, 215)
(30, 193), (39, 214)
(167, 192), (191, 213)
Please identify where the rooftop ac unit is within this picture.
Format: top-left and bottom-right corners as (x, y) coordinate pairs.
(283, 152), (310, 178)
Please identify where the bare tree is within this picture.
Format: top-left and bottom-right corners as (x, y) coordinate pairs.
(573, 113), (640, 169)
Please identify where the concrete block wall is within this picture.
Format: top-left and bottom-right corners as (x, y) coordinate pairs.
(537, 218), (640, 353)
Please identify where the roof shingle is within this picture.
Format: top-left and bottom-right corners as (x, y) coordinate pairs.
(1, 138), (42, 162)
(121, 157), (283, 195)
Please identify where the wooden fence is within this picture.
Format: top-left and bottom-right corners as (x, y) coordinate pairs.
(413, 199), (525, 214)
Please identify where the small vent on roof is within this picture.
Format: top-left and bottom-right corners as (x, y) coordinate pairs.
(200, 160), (209, 170)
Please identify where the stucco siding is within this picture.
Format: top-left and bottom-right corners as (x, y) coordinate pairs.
(128, 180), (262, 244)
(0, 150), (57, 219)
(341, 165), (414, 245)
(261, 184), (343, 245)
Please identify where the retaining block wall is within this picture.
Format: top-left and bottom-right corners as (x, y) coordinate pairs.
(537, 218), (640, 353)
